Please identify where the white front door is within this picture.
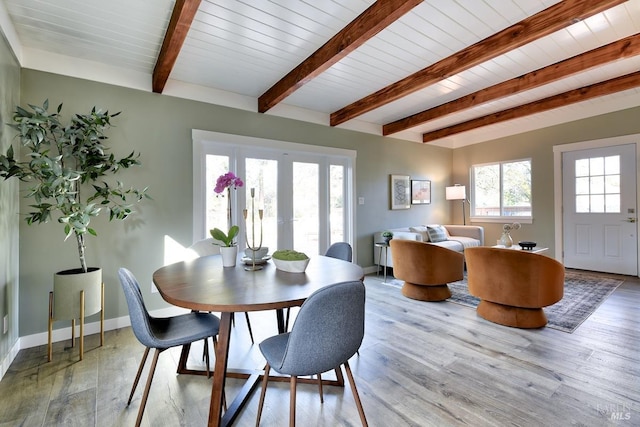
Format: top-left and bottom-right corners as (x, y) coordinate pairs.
(562, 143), (638, 275)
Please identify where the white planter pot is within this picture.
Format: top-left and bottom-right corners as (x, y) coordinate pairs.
(53, 267), (103, 319)
(220, 246), (238, 267)
(50, 267), (104, 361)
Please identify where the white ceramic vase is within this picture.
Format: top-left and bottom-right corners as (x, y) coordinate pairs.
(220, 246), (238, 267)
(500, 231), (513, 248)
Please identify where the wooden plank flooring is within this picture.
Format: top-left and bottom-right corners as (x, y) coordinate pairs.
(0, 272), (638, 426)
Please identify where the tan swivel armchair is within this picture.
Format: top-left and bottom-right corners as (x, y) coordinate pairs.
(465, 247), (564, 328)
(390, 239), (464, 301)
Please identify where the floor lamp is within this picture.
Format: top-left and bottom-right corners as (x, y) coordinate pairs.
(446, 185), (467, 225)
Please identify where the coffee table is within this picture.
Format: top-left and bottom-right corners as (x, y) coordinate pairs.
(492, 244), (548, 254)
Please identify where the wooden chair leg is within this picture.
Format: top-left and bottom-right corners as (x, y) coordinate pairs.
(203, 338), (210, 378)
(100, 282), (105, 347)
(256, 364), (271, 426)
(71, 318), (75, 348)
(128, 347), (150, 405)
(289, 376), (297, 427)
(284, 308), (290, 331)
(244, 312), (255, 344)
(317, 373), (324, 403)
(344, 361), (368, 427)
(135, 348), (161, 427)
(79, 290), (85, 361)
(335, 366), (344, 386)
(48, 292), (53, 362)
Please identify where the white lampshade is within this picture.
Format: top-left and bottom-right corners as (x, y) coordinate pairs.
(446, 185), (466, 201)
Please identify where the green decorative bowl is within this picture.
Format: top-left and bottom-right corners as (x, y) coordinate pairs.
(273, 258), (310, 273)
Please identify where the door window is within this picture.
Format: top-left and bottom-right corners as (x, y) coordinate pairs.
(575, 155), (620, 213)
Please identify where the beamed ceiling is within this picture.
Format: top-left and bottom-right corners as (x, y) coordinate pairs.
(2, 0), (640, 148)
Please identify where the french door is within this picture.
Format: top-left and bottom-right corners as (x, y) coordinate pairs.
(242, 152), (327, 256)
(193, 131), (354, 257)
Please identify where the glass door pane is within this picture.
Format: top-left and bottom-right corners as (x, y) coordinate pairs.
(205, 154), (230, 236)
(245, 158), (278, 251)
(329, 164), (344, 244)
(293, 162), (319, 255)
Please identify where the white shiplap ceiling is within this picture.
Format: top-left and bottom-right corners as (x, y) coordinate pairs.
(1, 0), (639, 148)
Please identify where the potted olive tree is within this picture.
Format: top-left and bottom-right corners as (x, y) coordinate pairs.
(0, 100), (149, 360)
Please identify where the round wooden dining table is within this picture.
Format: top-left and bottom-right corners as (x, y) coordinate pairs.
(152, 254), (364, 427)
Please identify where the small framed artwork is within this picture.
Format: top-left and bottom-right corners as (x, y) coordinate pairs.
(390, 174), (410, 210)
(411, 180), (431, 204)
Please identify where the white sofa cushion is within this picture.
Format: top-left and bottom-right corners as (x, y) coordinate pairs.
(426, 225), (448, 242)
(449, 236), (482, 249)
(409, 225), (430, 241)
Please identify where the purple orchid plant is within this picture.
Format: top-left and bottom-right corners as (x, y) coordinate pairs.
(211, 172), (244, 247)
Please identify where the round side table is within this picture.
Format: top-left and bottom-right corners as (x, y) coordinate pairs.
(375, 241), (390, 283)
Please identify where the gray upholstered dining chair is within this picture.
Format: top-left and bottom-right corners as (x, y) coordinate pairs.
(188, 238), (255, 343)
(255, 280), (368, 426)
(284, 241), (353, 330)
(325, 242), (353, 262)
(118, 268), (221, 427)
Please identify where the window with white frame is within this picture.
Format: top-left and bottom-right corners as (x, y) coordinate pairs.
(471, 159), (532, 219)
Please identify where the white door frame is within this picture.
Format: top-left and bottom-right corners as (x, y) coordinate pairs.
(553, 134), (640, 276)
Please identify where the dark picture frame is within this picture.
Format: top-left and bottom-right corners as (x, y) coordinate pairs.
(411, 179), (431, 204)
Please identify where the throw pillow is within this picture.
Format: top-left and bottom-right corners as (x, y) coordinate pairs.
(426, 225), (448, 243)
(409, 225), (430, 242)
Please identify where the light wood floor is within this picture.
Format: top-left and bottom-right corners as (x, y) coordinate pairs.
(1, 272), (638, 426)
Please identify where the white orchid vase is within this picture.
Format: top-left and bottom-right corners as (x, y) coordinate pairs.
(500, 222), (521, 247)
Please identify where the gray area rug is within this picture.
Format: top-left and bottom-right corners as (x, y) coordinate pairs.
(389, 271), (623, 333)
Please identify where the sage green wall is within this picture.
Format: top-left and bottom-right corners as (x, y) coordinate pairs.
(0, 34), (20, 363)
(453, 106), (640, 256)
(19, 69), (453, 337)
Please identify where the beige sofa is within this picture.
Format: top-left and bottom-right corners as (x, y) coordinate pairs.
(373, 225), (484, 269)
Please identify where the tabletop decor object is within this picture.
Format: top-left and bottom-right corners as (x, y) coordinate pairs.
(499, 222), (521, 248)
(519, 241), (537, 250)
(243, 188), (264, 271)
(214, 171), (243, 227)
(272, 249), (309, 273)
(212, 171), (243, 267)
(209, 226), (239, 267)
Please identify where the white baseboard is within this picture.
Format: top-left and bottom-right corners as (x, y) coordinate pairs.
(362, 265), (378, 275)
(0, 339), (20, 381)
(0, 305), (189, 382)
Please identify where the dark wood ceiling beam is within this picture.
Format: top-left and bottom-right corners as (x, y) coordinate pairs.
(421, 71), (640, 143)
(384, 32), (640, 135)
(152, 0), (202, 93)
(258, 0), (422, 113)
(330, 0), (628, 127)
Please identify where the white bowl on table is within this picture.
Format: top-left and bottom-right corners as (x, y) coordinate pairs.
(244, 247), (269, 259)
(272, 258), (310, 273)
